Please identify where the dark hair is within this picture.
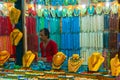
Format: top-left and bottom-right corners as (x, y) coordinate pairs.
(40, 28), (50, 38)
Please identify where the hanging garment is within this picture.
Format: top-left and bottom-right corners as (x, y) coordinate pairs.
(0, 16), (13, 35)
(0, 36), (14, 55)
(103, 32), (109, 49)
(104, 14), (110, 30)
(27, 34), (38, 52)
(26, 16), (36, 35)
(109, 14), (119, 32)
(109, 32), (117, 50)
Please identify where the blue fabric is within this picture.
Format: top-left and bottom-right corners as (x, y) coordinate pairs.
(104, 14), (110, 30)
(103, 32), (109, 49)
(117, 33), (120, 49)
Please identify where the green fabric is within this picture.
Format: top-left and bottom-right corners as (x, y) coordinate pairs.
(15, 0), (24, 66)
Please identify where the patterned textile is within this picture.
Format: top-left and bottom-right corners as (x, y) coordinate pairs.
(109, 14), (119, 32)
(109, 32), (117, 50)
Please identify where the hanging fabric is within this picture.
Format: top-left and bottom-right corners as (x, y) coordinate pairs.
(109, 32), (117, 50)
(109, 14), (119, 32)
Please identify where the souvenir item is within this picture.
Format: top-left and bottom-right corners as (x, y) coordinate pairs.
(52, 52), (66, 69)
(23, 51), (35, 67)
(88, 52), (104, 71)
(110, 54), (120, 76)
(68, 54), (84, 72)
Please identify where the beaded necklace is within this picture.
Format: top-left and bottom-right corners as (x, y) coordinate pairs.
(64, 0), (69, 6)
(62, 8), (67, 17)
(103, 6), (111, 14)
(111, 4), (118, 14)
(95, 5), (103, 15)
(50, 7), (56, 17)
(74, 8), (80, 16)
(67, 8), (73, 17)
(88, 5), (95, 15)
(80, 7), (87, 16)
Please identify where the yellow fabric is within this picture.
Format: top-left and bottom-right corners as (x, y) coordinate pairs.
(88, 52), (104, 71)
(52, 52), (66, 69)
(68, 54), (84, 72)
(110, 54), (120, 76)
(10, 29), (23, 46)
(9, 7), (21, 24)
(0, 50), (10, 66)
(22, 51), (35, 68)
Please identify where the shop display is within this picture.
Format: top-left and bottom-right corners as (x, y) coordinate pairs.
(68, 54), (84, 72)
(0, 0), (119, 79)
(52, 52), (66, 69)
(0, 50), (10, 66)
(10, 29), (23, 46)
(110, 54), (120, 76)
(88, 52), (104, 71)
(22, 51), (35, 67)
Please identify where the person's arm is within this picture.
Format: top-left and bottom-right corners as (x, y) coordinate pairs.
(52, 41), (58, 55)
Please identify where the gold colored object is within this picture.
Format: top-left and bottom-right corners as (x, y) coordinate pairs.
(23, 51), (35, 68)
(88, 52), (104, 72)
(110, 54), (120, 76)
(0, 50), (10, 66)
(9, 7), (21, 24)
(68, 54), (84, 72)
(10, 29), (23, 46)
(52, 52), (66, 69)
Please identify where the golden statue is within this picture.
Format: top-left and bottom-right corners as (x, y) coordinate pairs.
(88, 52), (104, 72)
(23, 51), (35, 68)
(110, 54), (120, 76)
(68, 54), (84, 72)
(52, 52), (66, 69)
(0, 50), (10, 66)
(10, 29), (23, 46)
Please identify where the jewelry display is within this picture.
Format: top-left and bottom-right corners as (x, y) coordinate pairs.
(23, 51), (35, 68)
(52, 52), (66, 69)
(110, 54), (120, 76)
(88, 52), (104, 71)
(0, 50), (10, 66)
(68, 54), (84, 72)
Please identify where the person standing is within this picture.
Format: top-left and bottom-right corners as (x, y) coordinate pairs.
(39, 28), (58, 63)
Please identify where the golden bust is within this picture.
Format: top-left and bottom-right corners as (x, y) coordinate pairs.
(110, 54), (120, 76)
(52, 52), (66, 69)
(10, 29), (23, 46)
(88, 52), (104, 72)
(0, 50), (10, 66)
(68, 54), (84, 72)
(22, 51), (35, 68)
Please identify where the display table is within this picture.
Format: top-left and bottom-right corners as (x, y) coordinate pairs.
(0, 69), (116, 80)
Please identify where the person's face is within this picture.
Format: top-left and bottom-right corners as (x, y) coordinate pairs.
(40, 30), (48, 41)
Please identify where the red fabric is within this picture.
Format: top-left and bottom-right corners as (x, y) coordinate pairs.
(40, 40), (58, 62)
